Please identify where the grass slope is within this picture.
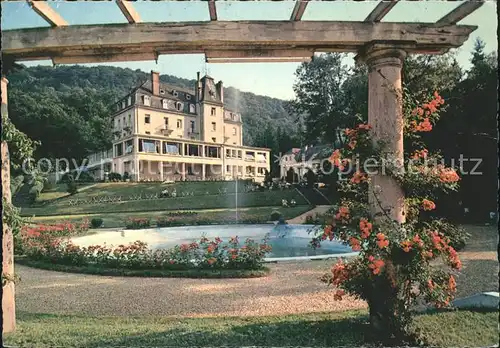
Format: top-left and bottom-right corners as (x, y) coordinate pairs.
(4, 309), (497, 347)
(21, 182), (308, 216)
(30, 205), (312, 228)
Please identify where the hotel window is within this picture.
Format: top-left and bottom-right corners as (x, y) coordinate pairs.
(122, 101), (126, 109)
(128, 114), (131, 125)
(211, 122), (216, 131)
(143, 95), (151, 106)
(211, 107), (216, 116)
(173, 90), (178, 97)
(176, 102), (183, 111)
(237, 150), (242, 158)
(127, 96), (131, 106)
(232, 127), (237, 135)
(160, 89), (165, 95)
(189, 104), (195, 113)
(125, 139), (133, 154)
(226, 149), (231, 157)
(122, 116), (125, 125)
(177, 119), (182, 129)
(164, 117), (169, 127)
(162, 99), (168, 109)
(144, 115), (150, 124)
(117, 119), (121, 129)
(190, 120), (195, 133)
(226, 165), (230, 172)
(186, 94), (191, 100)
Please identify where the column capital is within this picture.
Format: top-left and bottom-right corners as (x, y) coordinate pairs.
(355, 42), (408, 70)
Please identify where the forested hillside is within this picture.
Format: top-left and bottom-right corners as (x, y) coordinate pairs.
(6, 65), (301, 162)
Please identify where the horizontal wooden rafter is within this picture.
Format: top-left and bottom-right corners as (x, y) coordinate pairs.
(27, 0), (68, 27)
(52, 52), (157, 65)
(207, 57), (312, 63)
(205, 49), (314, 59)
(208, 0), (217, 21)
(116, 0), (142, 24)
(290, 0), (309, 21)
(3, 21), (478, 64)
(436, 1), (484, 25)
(364, 1), (398, 22)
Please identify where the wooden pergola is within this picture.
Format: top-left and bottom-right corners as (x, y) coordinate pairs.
(1, 0), (482, 333)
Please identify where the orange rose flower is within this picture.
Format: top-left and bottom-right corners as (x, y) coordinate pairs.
(422, 199), (436, 211)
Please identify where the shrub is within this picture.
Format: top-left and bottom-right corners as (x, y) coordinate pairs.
(270, 211), (282, 221)
(156, 217), (185, 228)
(90, 218), (103, 229)
(123, 172), (130, 181)
(108, 172), (122, 182)
(20, 227), (272, 271)
(304, 214), (314, 224)
(66, 181), (78, 195)
(311, 92), (465, 343)
(125, 217), (151, 229)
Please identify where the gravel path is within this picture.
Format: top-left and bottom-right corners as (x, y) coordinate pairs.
(14, 261), (366, 318)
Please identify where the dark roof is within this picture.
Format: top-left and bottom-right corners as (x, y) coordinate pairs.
(140, 80), (196, 102)
(293, 141), (343, 162)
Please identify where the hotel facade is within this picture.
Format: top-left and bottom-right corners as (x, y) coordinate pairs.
(86, 71), (271, 183)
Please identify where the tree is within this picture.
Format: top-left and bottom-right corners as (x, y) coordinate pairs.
(291, 53), (351, 144)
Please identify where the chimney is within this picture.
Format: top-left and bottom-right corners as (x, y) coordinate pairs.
(196, 71), (201, 102)
(216, 80), (223, 103)
(151, 70), (160, 96)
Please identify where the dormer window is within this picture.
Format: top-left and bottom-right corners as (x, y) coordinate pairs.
(122, 101), (126, 109)
(189, 104), (195, 113)
(176, 102), (183, 111)
(143, 95), (151, 106)
(173, 90), (178, 97)
(160, 89), (165, 95)
(162, 99), (168, 109)
(186, 94), (191, 100)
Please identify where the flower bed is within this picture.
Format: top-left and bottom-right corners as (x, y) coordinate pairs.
(19, 223), (271, 276)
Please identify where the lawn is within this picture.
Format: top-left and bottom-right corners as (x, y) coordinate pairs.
(29, 206), (312, 228)
(21, 183), (308, 216)
(4, 309), (497, 347)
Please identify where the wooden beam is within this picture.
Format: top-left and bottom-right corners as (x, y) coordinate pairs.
(207, 57), (311, 63)
(290, 0), (309, 21)
(27, 0), (68, 27)
(364, 1), (398, 22)
(52, 52), (157, 65)
(205, 49), (314, 59)
(436, 1), (484, 25)
(3, 21), (478, 63)
(116, 0), (142, 24)
(208, 0), (217, 21)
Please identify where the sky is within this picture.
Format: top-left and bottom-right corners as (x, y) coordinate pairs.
(2, 1), (497, 100)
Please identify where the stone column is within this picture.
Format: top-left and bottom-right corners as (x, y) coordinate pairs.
(357, 44), (407, 224)
(159, 161), (164, 182)
(134, 157), (140, 182)
(181, 163), (186, 180)
(2, 77), (16, 333)
(202, 163), (206, 181)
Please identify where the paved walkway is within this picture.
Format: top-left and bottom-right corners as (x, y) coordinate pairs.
(286, 205), (332, 224)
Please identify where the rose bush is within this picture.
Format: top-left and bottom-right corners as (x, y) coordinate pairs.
(311, 91), (466, 343)
(20, 223), (271, 271)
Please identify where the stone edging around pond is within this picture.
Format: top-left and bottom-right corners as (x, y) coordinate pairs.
(14, 258), (270, 279)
